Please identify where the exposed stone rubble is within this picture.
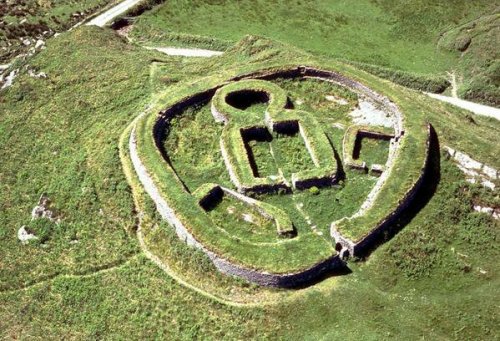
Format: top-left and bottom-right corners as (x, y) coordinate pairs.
(473, 205), (499, 220)
(1, 37), (47, 89)
(17, 226), (38, 244)
(1, 69), (18, 90)
(35, 40), (45, 50)
(444, 146), (498, 190)
(31, 193), (57, 221)
(27, 68), (47, 79)
(348, 98), (394, 128)
(18, 194), (58, 244)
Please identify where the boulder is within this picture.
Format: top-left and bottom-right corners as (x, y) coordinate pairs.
(31, 193), (56, 220)
(18, 226), (38, 244)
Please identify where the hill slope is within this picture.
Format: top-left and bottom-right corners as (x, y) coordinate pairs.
(128, 0), (499, 106)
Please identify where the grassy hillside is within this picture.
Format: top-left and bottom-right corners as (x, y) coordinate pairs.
(438, 11), (500, 106)
(0, 27), (499, 339)
(0, 0), (117, 63)
(128, 0), (498, 105)
(0, 27), (150, 291)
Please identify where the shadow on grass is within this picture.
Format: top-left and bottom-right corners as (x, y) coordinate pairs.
(290, 127), (441, 289)
(290, 260), (353, 290)
(354, 124), (441, 260)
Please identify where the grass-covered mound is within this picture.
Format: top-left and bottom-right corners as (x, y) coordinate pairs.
(0, 27), (499, 338)
(134, 84), (336, 275)
(132, 55), (435, 278)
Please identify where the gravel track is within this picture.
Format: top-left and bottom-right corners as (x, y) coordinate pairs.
(426, 92), (500, 120)
(86, 0), (144, 27)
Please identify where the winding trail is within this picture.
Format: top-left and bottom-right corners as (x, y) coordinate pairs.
(0, 254), (139, 295)
(136, 226), (268, 308)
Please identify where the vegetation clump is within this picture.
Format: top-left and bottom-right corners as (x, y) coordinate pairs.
(309, 186), (320, 195)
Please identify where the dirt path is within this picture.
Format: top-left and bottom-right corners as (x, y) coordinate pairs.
(426, 92), (500, 120)
(0, 254), (138, 295)
(86, 0), (143, 27)
(136, 226), (270, 308)
(146, 46), (224, 57)
(447, 71), (458, 98)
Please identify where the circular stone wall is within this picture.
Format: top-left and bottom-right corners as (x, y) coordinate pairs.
(129, 65), (434, 287)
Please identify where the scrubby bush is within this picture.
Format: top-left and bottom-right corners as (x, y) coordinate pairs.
(29, 218), (58, 244)
(309, 186), (320, 195)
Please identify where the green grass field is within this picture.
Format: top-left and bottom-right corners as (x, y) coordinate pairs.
(128, 0), (499, 106)
(130, 0), (453, 72)
(0, 16), (499, 340)
(359, 138), (390, 166)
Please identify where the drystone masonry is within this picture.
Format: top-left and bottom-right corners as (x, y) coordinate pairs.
(131, 66), (433, 287)
(331, 124), (438, 258)
(131, 126), (344, 287)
